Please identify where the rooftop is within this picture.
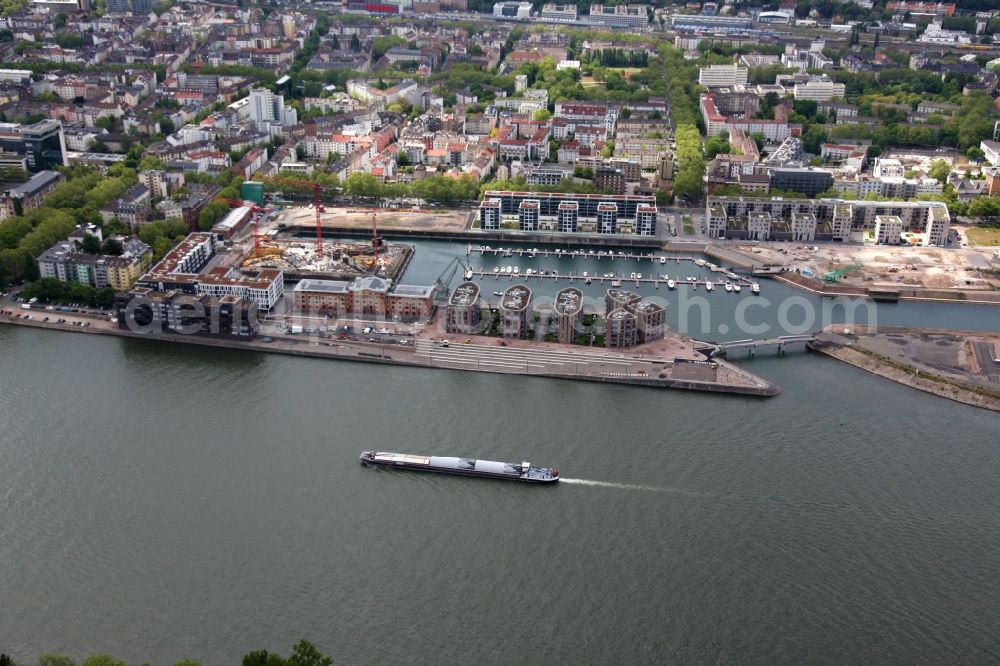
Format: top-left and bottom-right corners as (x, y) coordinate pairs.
(449, 282), (480, 306)
(630, 300), (663, 315)
(501, 284), (532, 312)
(554, 287), (583, 316)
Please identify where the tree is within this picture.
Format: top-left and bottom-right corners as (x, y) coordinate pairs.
(531, 108), (552, 122)
(197, 200), (230, 231)
(704, 135), (731, 158)
(242, 651), (287, 666)
(243, 640), (332, 666)
(287, 640), (333, 666)
(102, 237), (123, 256)
(38, 655), (75, 666)
(929, 160), (950, 184)
(80, 656), (125, 666)
(95, 116), (117, 132)
(967, 196), (1000, 218)
(350, 33), (361, 51)
(139, 155), (166, 171)
(80, 233), (102, 255)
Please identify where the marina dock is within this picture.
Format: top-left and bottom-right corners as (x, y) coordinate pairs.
(465, 268), (757, 291)
(464, 245), (759, 291)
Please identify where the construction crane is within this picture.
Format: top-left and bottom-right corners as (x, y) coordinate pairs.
(823, 264), (863, 283)
(312, 183), (324, 256)
(371, 210), (384, 261)
(433, 257), (469, 302)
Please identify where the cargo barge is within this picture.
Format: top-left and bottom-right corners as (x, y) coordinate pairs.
(360, 451), (559, 483)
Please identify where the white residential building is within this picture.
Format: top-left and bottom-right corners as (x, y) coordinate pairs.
(793, 78), (846, 101)
(698, 63), (749, 87)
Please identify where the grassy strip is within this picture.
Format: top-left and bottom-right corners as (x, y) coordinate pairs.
(847, 343), (1000, 402)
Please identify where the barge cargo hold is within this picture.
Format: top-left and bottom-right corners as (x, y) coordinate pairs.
(360, 451), (560, 483)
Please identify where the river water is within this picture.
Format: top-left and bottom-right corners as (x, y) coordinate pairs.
(2, 240), (999, 665)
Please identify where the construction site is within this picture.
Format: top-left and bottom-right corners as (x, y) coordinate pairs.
(229, 190), (416, 283)
(742, 239), (1000, 293)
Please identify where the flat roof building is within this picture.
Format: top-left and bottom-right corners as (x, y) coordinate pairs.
(706, 196), (950, 246)
(480, 191), (658, 237)
(605, 308), (637, 348)
(500, 284), (532, 338)
(115, 288), (259, 339)
(553, 287), (583, 344)
(446, 281), (482, 334)
(136, 232), (284, 310)
(630, 300), (665, 344)
(873, 214), (905, 245)
(699, 64), (749, 87)
(589, 4), (647, 28)
(293, 276), (435, 321)
(606, 288), (640, 314)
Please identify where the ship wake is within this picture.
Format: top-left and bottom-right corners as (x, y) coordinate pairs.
(559, 478), (693, 494)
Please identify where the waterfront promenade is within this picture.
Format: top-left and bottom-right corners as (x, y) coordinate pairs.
(0, 307), (779, 397)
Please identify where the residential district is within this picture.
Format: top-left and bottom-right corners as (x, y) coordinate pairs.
(1, 0), (1000, 408)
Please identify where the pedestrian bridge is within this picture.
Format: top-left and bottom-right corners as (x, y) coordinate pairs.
(697, 334), (818, 359)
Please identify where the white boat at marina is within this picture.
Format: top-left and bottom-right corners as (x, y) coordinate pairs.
(751, 283), (760, 294)
(704, 281), (714, 292)
(660, 256), (667, 264)
(695, 259), (707, 267)
(733, 283), (742, 293)
(493, 267), (500, 274)
(724, 281), (734, 293)
(493, 291), (503, 296)
(667, 279), (676, 290)
(630, 272), (637, 279)
(637, 273), (643, 280)
(514, 266), (520, 274)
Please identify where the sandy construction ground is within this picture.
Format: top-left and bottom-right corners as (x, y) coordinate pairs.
(742, 241), (1000, 291)
(273, 205), (473, 232)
